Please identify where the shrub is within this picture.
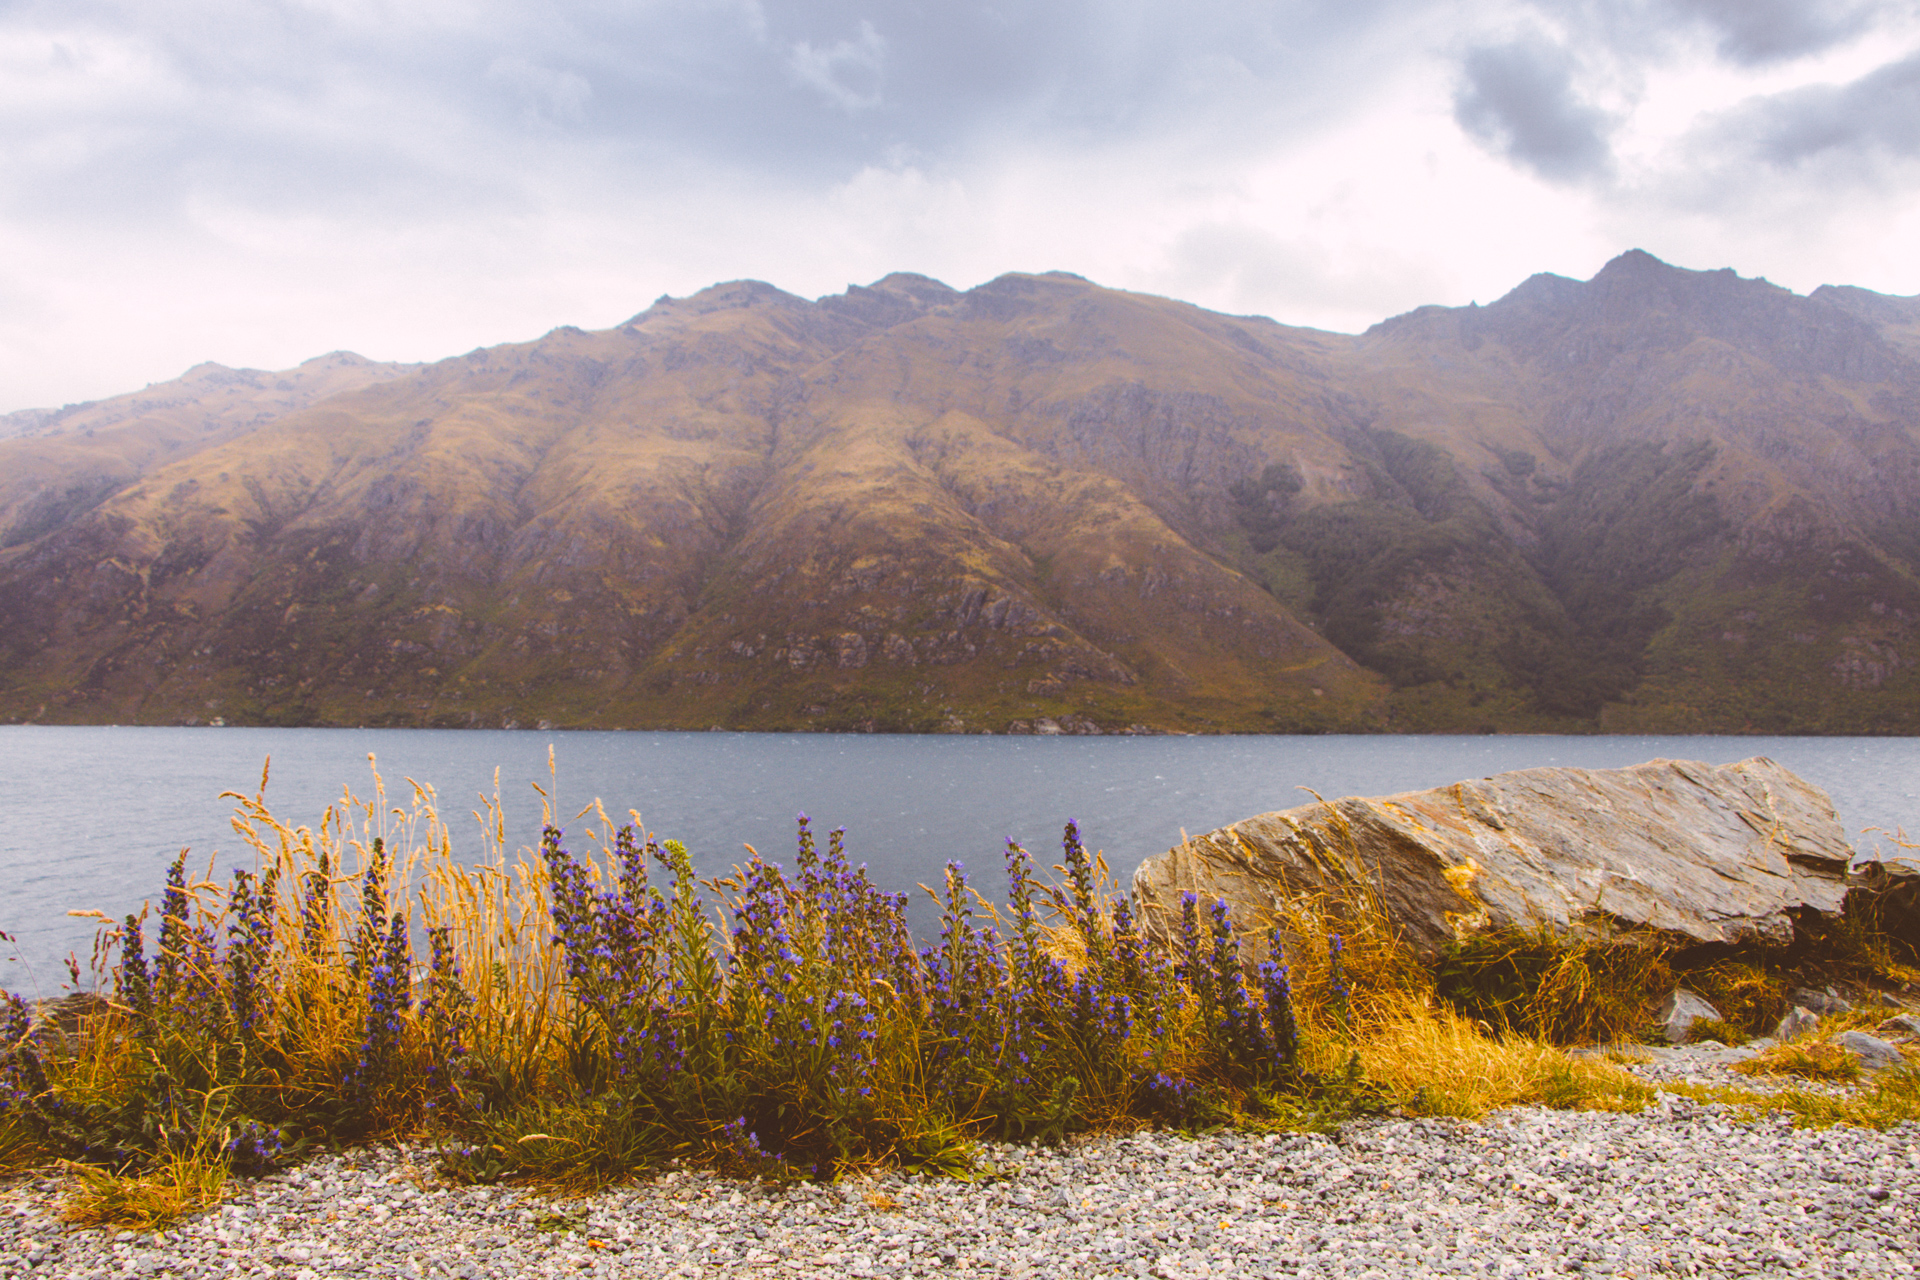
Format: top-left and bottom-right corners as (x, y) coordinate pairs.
(8, 769), (1352, 1199)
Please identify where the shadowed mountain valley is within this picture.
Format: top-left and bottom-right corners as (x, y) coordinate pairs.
(4, 251), (1919, 733)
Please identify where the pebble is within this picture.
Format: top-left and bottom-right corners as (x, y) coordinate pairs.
(3, 1070), (1916, 1278)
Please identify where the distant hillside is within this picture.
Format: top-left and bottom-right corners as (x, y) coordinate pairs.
(3, 251), (1918, 734)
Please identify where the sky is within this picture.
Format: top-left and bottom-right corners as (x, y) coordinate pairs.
(4, 0), (1920, 412)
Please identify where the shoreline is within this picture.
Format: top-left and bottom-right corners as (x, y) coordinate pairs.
(5, 1055), (1917, 1280)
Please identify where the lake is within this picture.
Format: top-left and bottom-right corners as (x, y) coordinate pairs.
(4, 727), (1917, 995)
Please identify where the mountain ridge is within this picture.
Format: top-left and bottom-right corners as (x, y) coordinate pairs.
(4, 252), (1919, 734)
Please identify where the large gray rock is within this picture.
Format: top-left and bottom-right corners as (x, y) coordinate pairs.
(1132, 757), (1855, 959)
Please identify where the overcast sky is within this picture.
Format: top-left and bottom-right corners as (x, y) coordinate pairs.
(5, 0), (1920, 410)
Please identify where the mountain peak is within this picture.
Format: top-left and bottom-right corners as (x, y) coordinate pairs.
(625, 279), (807, 326)
(682, 279), (808, 312)
(866, 272), (957, 301)
(1588, 249), (1790, 304)
(176, 361), (238, 381)
(1811, 282), (1920, 326)
(1363, 247), (1899, 383)
(1492, 271), (1584, 311)
(816, 273), (959, 328)
(1594, 248), (1672, 277)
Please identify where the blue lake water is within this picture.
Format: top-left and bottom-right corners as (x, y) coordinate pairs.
(3, 727), (1918, 996)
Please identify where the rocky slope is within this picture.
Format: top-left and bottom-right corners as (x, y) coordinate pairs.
(3, 252), (1917, 733)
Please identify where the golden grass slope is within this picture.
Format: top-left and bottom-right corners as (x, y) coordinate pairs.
(0, 353), (419, 551)
(0, 272), (1388, 730)
(4, 253), (1920, 732)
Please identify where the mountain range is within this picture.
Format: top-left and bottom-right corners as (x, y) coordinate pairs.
(4, 250), (1919, 735)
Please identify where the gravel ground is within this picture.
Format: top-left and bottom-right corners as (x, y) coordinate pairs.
(4, 1055), (1917, 1280)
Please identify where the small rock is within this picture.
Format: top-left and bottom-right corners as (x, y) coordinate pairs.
(30, 992), (111, 1044)
(1832, 1030), (1906, 1072)
(1655, 988), (1721, 1044)
(1876, 1013), (1920, 1037)
(1775, 1006), (1822, 1042)
(1876, 991), (1905, 1009)
(1789, 986), (1852, 1015)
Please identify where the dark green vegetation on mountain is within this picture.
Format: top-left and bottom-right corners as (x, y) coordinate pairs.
(4, 250), (1920, 733)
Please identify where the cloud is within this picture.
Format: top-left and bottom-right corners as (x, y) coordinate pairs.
(1662, 0), (1887, 66)
(1741, 50), (1920, 166)
(0, 0), (1447, 243)
(1453, 36), (1617, 184)
(1650, 47), (1920, 214)
(7, 0), (1920, 410)
(786, 18), (885, 112)
(1510, 0), (1902, 68)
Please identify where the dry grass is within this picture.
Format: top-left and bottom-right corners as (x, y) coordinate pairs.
(1207, 807), (1435, 1035)
(1358, 1010), (1654, 1119)
(1687, 962), (1787, 1037)
(1685, 1017), (1750, 1046)
(1433, 924), (1672, 1045)
(60, 1148), (228, 1232)
(0, 754), (575, 1222)
(1603, 1047), (1655, 1066)
(1669, 1066), (1920, 1131)
(1734, 1040), (1862, 1082)
(0, 1116), (36, 1176)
